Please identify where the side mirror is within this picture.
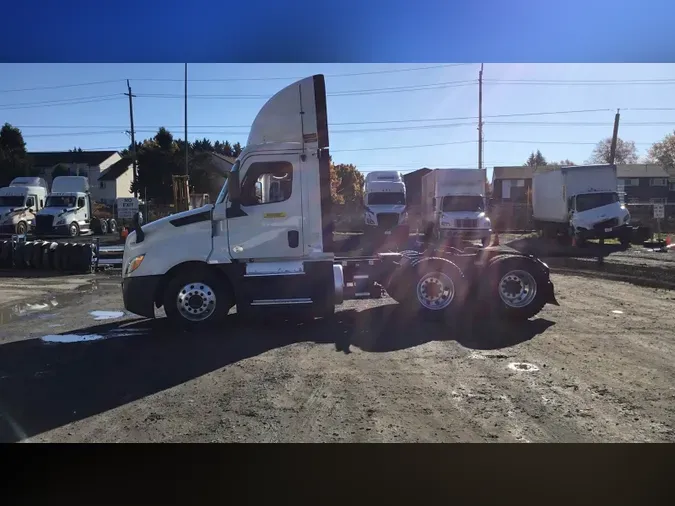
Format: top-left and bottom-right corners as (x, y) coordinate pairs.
(228, 171), (241, 202)
(133, 212), (145, 243)
(28, 208), (34, 213)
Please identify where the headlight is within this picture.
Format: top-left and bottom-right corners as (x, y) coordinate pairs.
(623, 214), (630, 224)
(55, 218), (65, 226)
(125, 254), (145, 275)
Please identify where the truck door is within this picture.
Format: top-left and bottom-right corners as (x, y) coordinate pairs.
(214, 153), (304, 261)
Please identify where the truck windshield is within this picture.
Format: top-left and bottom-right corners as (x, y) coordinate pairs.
(442, 196), (484, 212)
(0, 196), (25, 207)
(45, 196), (77, 208)
(367, 192), (405, 205)
(576, 192), (619, 212)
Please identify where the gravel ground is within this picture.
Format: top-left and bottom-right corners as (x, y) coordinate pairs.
(0, 270), (673, 443)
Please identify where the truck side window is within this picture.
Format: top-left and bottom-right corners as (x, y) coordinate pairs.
(432, 198), (436, 211)
(567, 197), (575, 211)
(25, 196), (35, 209)
(240, 161), (293, 206)
(77, 197), (86, 208)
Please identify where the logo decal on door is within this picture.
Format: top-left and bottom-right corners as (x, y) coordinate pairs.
(264, 212), (286, 219)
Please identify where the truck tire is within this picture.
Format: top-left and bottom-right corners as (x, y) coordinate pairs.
(396, 256), (466, 320)
(0, 240), (10, 267)
(23, 242), (35, 268)
(69, 222), (80, 237)
(163, 267), (234, 328)
(16, 221), (28, 235)
(99, 219), (108, 235)
(32, 241), (45, 269)
(482, 236), (491, 248)
(108, 219), (118, 234)
(482, 254), (549, 321)
(41, 243), (53, 269)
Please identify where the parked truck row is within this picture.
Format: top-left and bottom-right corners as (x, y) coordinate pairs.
(0, 176), (120, 238)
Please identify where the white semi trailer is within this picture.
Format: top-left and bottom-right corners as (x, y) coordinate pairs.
(120, 75), (558, 328)
(363, 170), (408, 240)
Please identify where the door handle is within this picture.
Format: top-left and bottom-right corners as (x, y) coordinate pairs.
(288, 230), (299, 248)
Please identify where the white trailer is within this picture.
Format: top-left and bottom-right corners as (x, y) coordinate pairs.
(35, 176), (118, 237)
(120, 75), (558, 328)
(0, 177), (48, 235)
(421, 169), (491, 246)
(532, 164), (630, 245)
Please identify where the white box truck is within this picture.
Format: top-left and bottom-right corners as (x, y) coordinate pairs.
(421, 169), (492, 247)
(120, 74), (557, 328)
(363, 170), (409, 241)
(35, 176), (118, 237)
(532, 164), (630, 246)
(0, 177), (48, 235)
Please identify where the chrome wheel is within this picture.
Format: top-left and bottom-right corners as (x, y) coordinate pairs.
(416, 271), (455, 310)
(176, 282), (217, 322)
(498, 270), (537, 308)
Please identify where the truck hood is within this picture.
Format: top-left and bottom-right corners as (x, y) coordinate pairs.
(573, 202), (629, 229)
(137, 205), (213, 236)
(0, 206), (27, 215)
(38, 207), (78, 217)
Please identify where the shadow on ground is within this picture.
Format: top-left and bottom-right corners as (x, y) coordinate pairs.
(0, 306), (554, 443)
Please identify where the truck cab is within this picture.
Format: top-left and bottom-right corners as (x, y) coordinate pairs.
(35, 176), (93, 237)
(363, 171), (408, 236)
(567, 190), (630, 243)
(0, 177), (48, 235)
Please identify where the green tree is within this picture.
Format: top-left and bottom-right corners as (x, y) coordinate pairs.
(524, 150), (547, 167)
(588, 137), (638, 164)
(556, 159), (576, 166)
(331, 162), (364, 204)
(0, 123), (32, 185)
(647, 130), (675, 170)
(232, 142), (243, 157)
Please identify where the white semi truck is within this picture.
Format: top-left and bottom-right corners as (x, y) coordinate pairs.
(34, 176), (118, 237)
(121, 75), (557, 327)
(532, 164), (631, 246)
(363, 171), (409, 240)
(0, 177), (48, 235)
(421, 169), (492, 247)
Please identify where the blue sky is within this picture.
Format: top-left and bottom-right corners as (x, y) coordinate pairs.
(1, 63), (675, 181)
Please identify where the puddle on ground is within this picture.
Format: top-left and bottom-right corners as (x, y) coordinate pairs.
(90, 310), (125, 321)
(41, 327), (149, 344)
(0, 279), (101, 326)
(611, 310), (624, 315)
(508, 362), (540, 372)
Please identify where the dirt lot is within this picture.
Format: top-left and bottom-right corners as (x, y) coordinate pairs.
(0, 269), (673, 443)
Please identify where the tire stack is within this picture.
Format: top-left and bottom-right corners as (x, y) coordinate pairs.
(0, 239), (96, 273)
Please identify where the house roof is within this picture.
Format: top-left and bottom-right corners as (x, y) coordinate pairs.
(492, 166), (535, 181)
(28, 150), (119, 167)
(616, 164), (669, 178)
(98, 157), (132, 181)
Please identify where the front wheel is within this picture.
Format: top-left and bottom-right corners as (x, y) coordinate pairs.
(482, 236), (491, 248)
(163, 268), (234, 328)
(16, 221), (28, 235)
(69, 222), (80, 237)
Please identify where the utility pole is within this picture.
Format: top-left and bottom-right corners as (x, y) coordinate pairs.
(124, 80), (138, 198)
(609, 108), (621, 165)
(478, 63), (484, 171)
(184, 63), (189, 177)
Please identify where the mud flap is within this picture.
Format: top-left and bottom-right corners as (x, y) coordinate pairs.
(544, 281), (559, 306)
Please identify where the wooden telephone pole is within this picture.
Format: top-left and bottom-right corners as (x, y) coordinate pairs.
(478, 63), (484, 171)
(609, 109), (621, 165)
(124, 80), (138, 198)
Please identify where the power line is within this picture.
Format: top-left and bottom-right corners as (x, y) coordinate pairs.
(129, 64), (474, 83)
(484, 79), (675, 86)
(0, 95), (124, 111)
(0, 64), (472, 94)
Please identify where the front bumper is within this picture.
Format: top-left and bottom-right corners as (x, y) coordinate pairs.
(439, 228), (492, 240)
(577, 223), (630, 240)
(122, 274), (162, 319)
(34, 225), (70, 236)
